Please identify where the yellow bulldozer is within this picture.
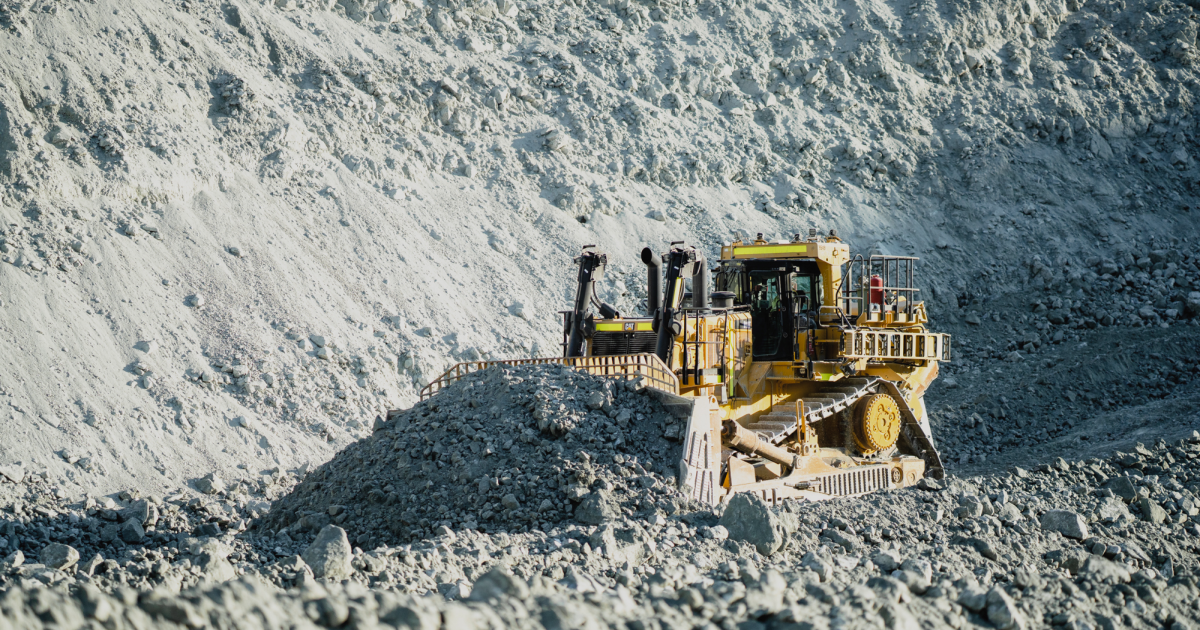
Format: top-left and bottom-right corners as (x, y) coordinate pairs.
(419, 230), (950, 507)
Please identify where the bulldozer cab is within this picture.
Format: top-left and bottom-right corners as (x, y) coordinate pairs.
(717, 260), (822, 362)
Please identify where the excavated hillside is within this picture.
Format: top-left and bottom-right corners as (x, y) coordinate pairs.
(0, 0), (1197, 522)
(3, 0), (1200, 626)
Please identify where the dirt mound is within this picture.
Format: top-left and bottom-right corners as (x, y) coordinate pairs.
(261, 364), (699, 546)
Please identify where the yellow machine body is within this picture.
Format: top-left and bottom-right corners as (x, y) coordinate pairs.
(421, 233), (951, 506)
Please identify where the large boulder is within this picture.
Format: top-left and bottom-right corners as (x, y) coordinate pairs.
(1136, 497), (1167, 524)
(195, 540), (236, 584)
(39, 543), (79, 571)
(1078, 555), (1131, 583)
(468, 567), (530, 603)
(1105, 476), (1138, 503)
(996, 503), (1024, 523)
(1040, 509), (1088, 539)
(122, 499), (158, 527)
(1, 550), (24, 572)
(986, 587), (1026, 630)
(872, 550), (902, 573)
(588, 523), (650, 566)
(119, 520), (146, 544)
(1096, 496), (1131, 522)
(302, 525), (353, 580)
(574, 491), (618, 525)
(195, 473), (225, 495)
(719, 493), (786, 556)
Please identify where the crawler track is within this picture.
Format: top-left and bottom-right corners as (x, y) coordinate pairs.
(742, 376), (945, 478)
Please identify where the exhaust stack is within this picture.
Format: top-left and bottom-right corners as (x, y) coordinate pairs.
(641, 247), (661, 318)
(693, 254), (709, 310)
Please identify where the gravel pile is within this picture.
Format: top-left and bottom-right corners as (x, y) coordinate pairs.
(260, 364), (699, 547)
(3, 433), (1200, 629)
(930, 324), (1200, 471)
(921, 240), (1200, 473)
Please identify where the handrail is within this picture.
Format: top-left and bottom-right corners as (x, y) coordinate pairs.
(841, 330), (952, 361)
(419, 353), (680, 400)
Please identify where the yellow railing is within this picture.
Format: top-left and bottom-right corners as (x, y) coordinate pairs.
(842, 331), (951, 361)
(419, 353), (680, 400)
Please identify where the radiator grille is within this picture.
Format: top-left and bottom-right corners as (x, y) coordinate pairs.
(591, 331), (658, 356)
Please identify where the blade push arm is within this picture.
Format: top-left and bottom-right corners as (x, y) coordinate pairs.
(565, 247), (621, 357)
(652, 243), (703, 365)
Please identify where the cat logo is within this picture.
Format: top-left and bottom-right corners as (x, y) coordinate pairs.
(624, 322), (636, 331)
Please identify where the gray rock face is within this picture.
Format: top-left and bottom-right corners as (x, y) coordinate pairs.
(140, 596), (205, 628)
(801, 551), (833, 582)
(0, 413), (1197, 630)
(1040, 509), (1088, 539)
(986, 587), (1025, 630)
(996, 502), (1024, 523)
(39, 543), (79, 571)
(588, 522), (649, 566)
(80, 554), (104, 577)
(195, 473), (225, 495)
(867, 576), (911, 604)
(1079, 555), (1131, 583)
(302, 525), (353, 580)
(1, 550), (25, 572)
(1136, 497), (1167, 524)
(119, 520), (146, 544)
(0, 465), (25, 484)
(264, 366), (690, 544)
(879, 602), (921, 630)
(720, 493), (785, 556)
(824, 528), (858, 552)
(377, 594), (442, 630)
(958, 584), (988, 612)
(197, 552), (236, 583)
(1106, 476), (1138, 503)
(872, 550), (901, 573)
(468, 567), (530, 603)
(1096, 496), (1131, 522)
(121, 500), (157, 527)
(574, 491), (618, 525)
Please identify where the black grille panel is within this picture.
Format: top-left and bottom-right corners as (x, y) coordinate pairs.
(591, 331), (658, 356)
(817, 465), (891, 495)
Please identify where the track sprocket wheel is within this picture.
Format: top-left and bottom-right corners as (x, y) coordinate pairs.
(851, 393), (901, 455)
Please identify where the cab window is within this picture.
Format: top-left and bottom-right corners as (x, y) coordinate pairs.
(749, 271), (787, 359)
(791, 274), (821, 313)
(715, 267), (745, 303)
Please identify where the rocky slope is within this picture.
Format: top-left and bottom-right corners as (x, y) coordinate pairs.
(0, 395), (1198, 629)
(2, 0), (1200, 625)
(0, 0), (1199, 497)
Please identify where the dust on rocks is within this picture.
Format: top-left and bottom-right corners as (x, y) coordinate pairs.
(261, 364), (700, 546)
(0, 410), (1197, 630)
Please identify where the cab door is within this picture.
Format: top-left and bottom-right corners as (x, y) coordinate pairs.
(789, 273), (821, 362)
(748, 270), (792, 361)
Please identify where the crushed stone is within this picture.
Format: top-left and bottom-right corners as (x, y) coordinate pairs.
(261, 364), (699, 546)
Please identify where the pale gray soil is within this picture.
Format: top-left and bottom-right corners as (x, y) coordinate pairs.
(1, 0), (1200, 626)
